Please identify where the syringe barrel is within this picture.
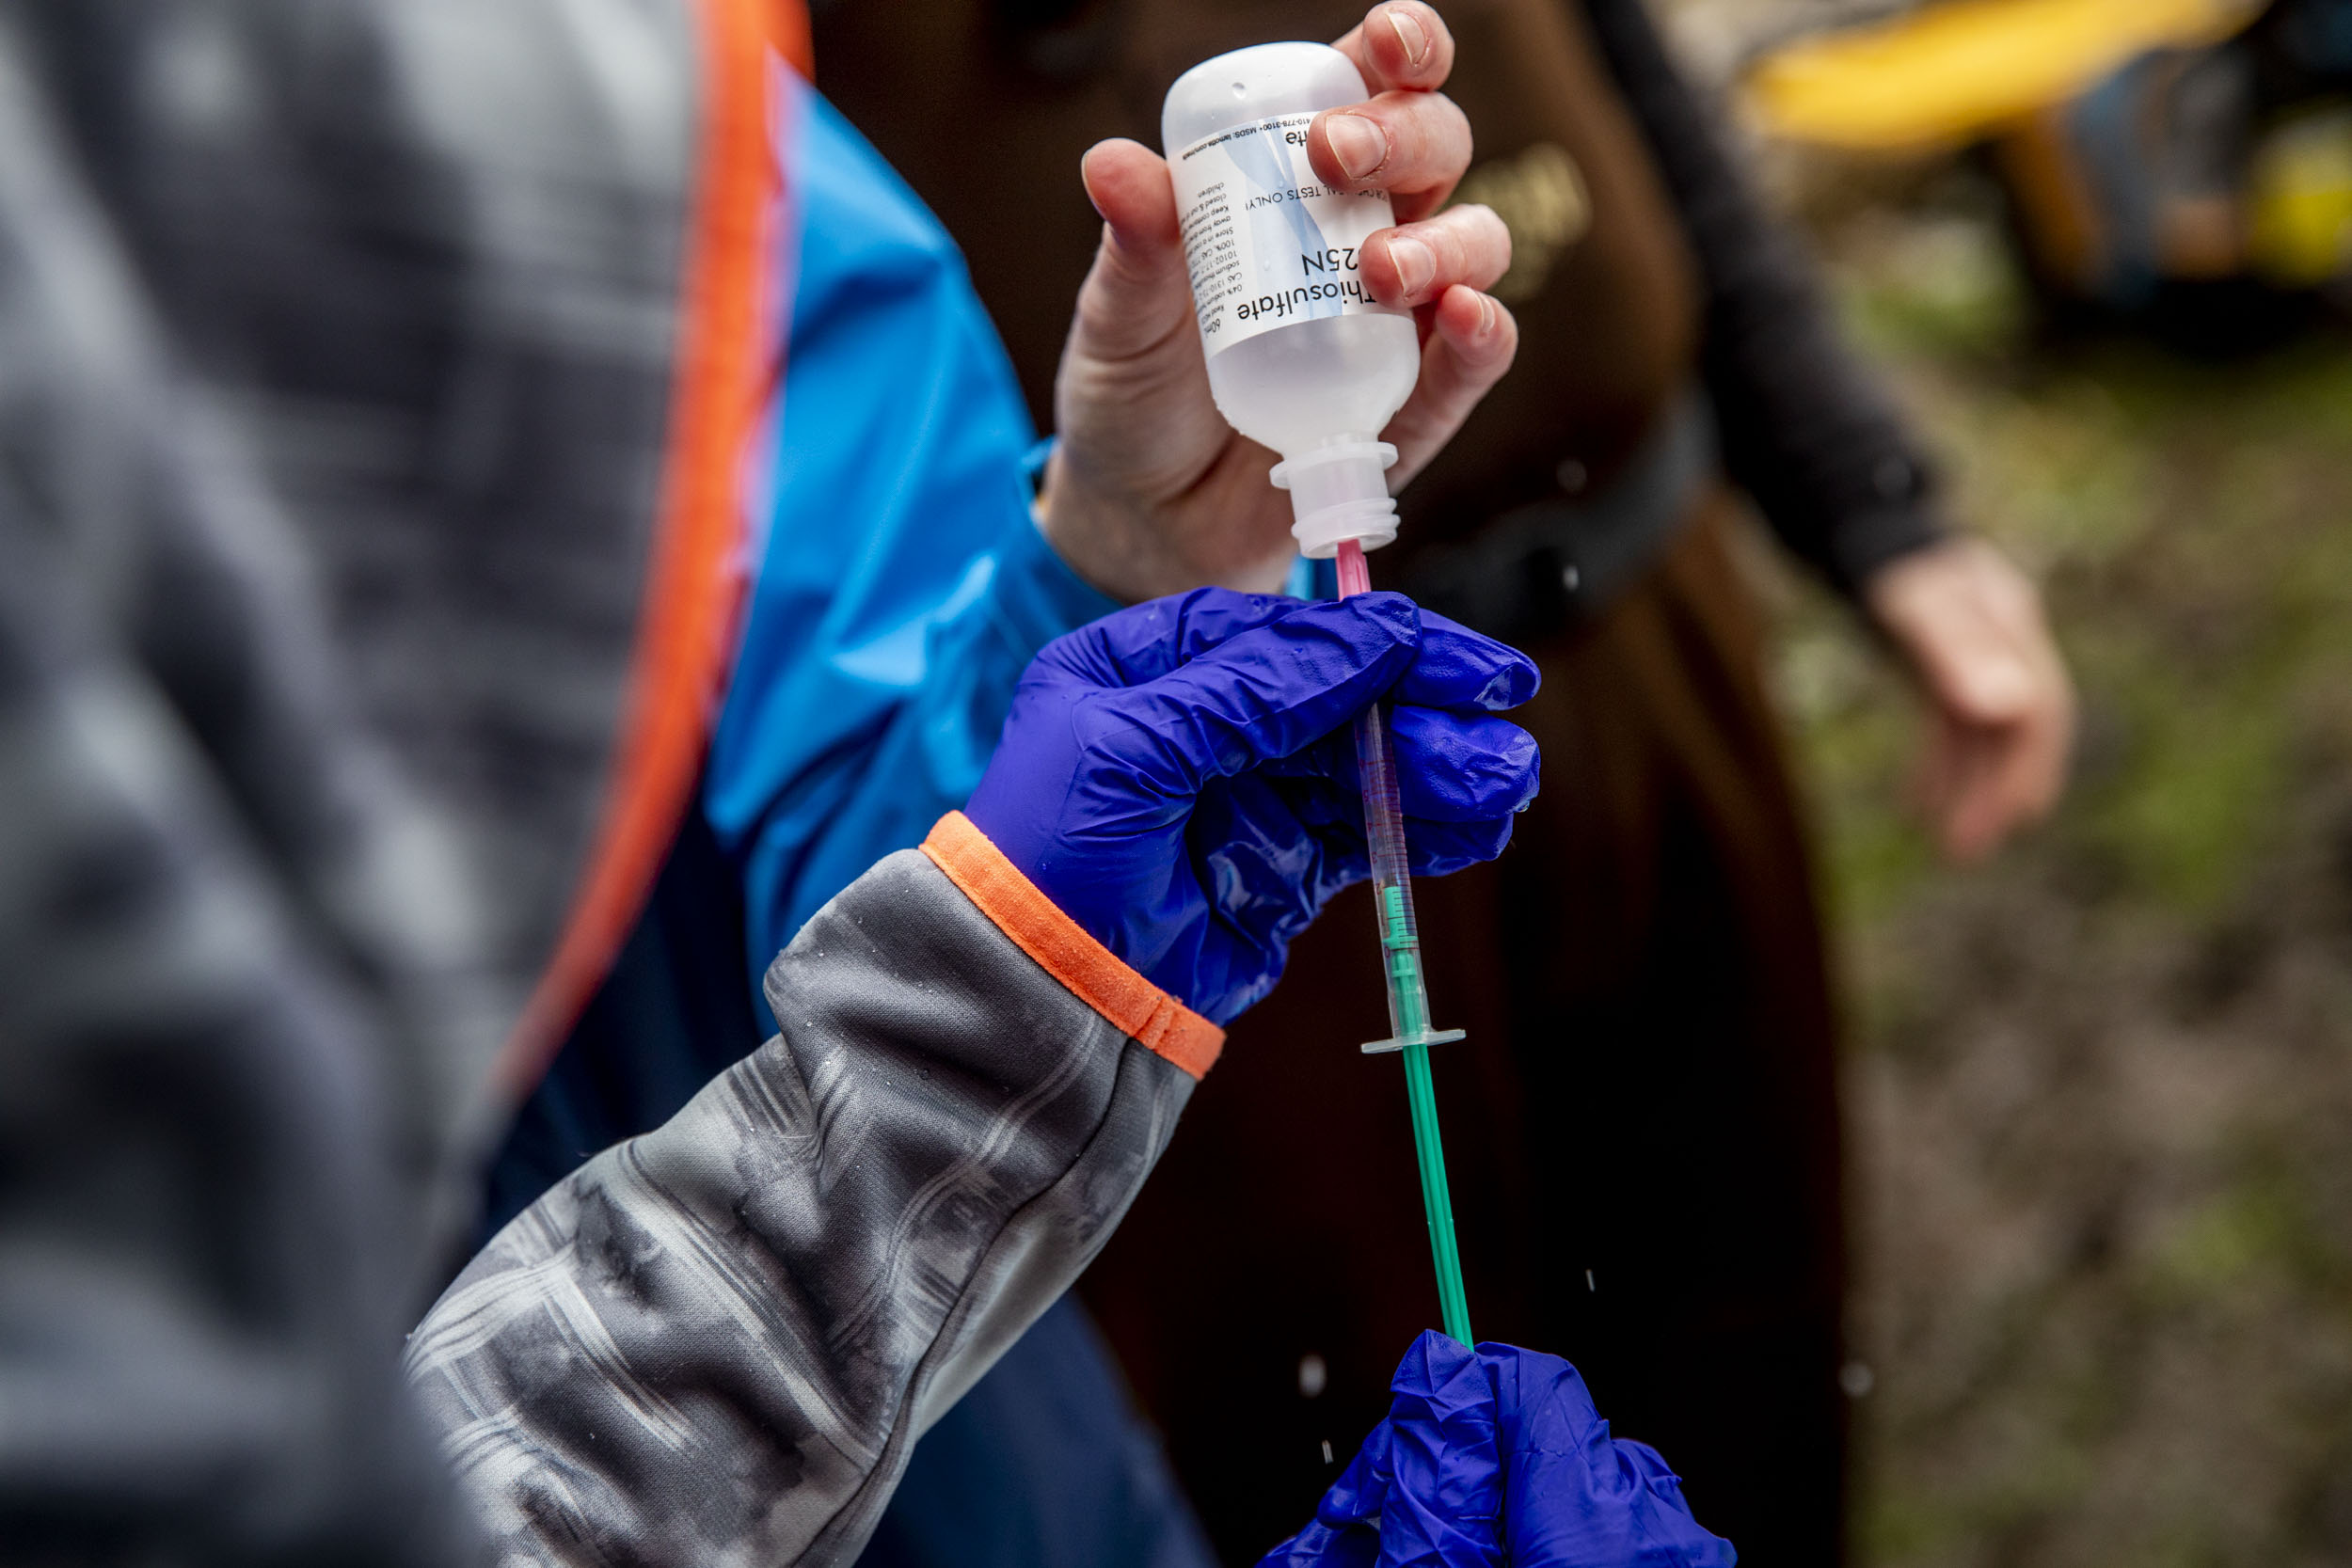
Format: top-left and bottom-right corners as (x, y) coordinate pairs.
(1357, 708), (1430, 1043)
(1336, 538), (1471, 1344)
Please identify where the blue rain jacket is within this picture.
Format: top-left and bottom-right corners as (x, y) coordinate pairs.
(707, 79), (1120, 989)
(487, 78), (1117, 1192)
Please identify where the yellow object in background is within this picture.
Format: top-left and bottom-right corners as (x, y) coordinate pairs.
(2247, 107), (2352, 284)
(1744, 0), (2268, 151)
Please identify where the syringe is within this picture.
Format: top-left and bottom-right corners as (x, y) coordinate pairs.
(1334, 537), (1473, 1347)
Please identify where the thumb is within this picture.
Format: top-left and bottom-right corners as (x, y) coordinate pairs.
(1073, 139), (1195, 362)
(1096, 594), (1421, 795)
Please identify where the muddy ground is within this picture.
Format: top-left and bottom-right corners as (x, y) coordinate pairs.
(1649, 4), (2352, 1562)
(1793, 212), (2352, 1568)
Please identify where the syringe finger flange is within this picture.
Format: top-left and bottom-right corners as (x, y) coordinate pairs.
(1359, 1028), (1468, 1055)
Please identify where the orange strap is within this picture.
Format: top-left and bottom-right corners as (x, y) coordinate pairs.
(921, 814), (1226, 1081)
(495, 0), (801, 1101)
(768, 0), (813, 78)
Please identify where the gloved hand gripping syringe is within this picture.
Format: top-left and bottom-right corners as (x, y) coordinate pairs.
(1163, 40), (1485, 1344)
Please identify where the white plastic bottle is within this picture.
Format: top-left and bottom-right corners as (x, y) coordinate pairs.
(1162, 42), (1421, 558)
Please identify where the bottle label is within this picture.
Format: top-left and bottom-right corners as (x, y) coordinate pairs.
(1169, 114), (1406, 354)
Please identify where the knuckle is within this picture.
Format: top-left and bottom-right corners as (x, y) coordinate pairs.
(1384, 93), (1462, 168)
(1422, 220), (1469, 276)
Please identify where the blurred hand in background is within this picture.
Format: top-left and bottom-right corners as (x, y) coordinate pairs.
(1867, 536), (2074, 863)
(1041, 0), (1518, 604)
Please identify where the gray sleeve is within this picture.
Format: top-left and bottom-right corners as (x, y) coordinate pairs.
(402, 847), (1200, 1567)
(0, 479), (482, 1568)
(0, 20), (479, 1561)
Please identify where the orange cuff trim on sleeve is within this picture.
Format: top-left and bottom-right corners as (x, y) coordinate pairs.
(921, 813), (1224, 1081)
(491, 0), (783, 1102)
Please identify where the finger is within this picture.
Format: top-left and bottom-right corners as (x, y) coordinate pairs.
(1190, 776), (1384, 1025)
(1382, 287), (1518, 483)
(1932, 723), (2010, 863)
(1910, 709), (1964, 832)
(1071, 138), (1193, 363)
(1308, 90), (1473, 217)
(1360, 205), (1512, 309)
(1996, 578), (2076, 814)
(1956, 558), (2074, 854)
(1889, 575), (2032, 724)
(1095, 594), (1422, 790)
(1279, 777), (1519, 878)
(1947, 701), (2070, 863)
(1947, 760), (2016, 862)
(1392, 706), (1540, 819)
(1402, 609), (1540, 710)
(1263, 708), (1539, 822)
(1332, 1), (1454, 94)
(1947, 751), (2017, 863)
(1192, 776), (1346, 942)
(1045, 587), (1321, 688)
(1874, 540), (2052, 725)
(2016, 650), (2076, 820)
(1253, 772), (1372, 863)
(1406, 813), (1516, 877)
(1935, 616), (2039, 724)
(1081, 137), (1179, 254)
(1053, 588), (1534, 705)
(1921, 621), (2074, 862)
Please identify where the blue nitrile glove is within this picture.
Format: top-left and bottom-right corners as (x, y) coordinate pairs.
(964, 587), (1538, 1024)
(1263, 1333), (1737, 1568)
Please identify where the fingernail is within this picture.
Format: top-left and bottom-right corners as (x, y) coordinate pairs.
(1324, 113), (1388, 182)
(1389, 7), (1430, 66)
(1388, 236), (1435, 297)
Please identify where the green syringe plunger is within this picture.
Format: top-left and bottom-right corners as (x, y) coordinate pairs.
(1336, 538), (1474, 1348)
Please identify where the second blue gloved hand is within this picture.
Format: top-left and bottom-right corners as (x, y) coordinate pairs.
(1264, 1334), (1737, 1568)
(964, 587), (1538, 1024)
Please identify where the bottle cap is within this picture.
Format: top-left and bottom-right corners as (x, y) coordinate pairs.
(1270, 440), (1398, 559)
